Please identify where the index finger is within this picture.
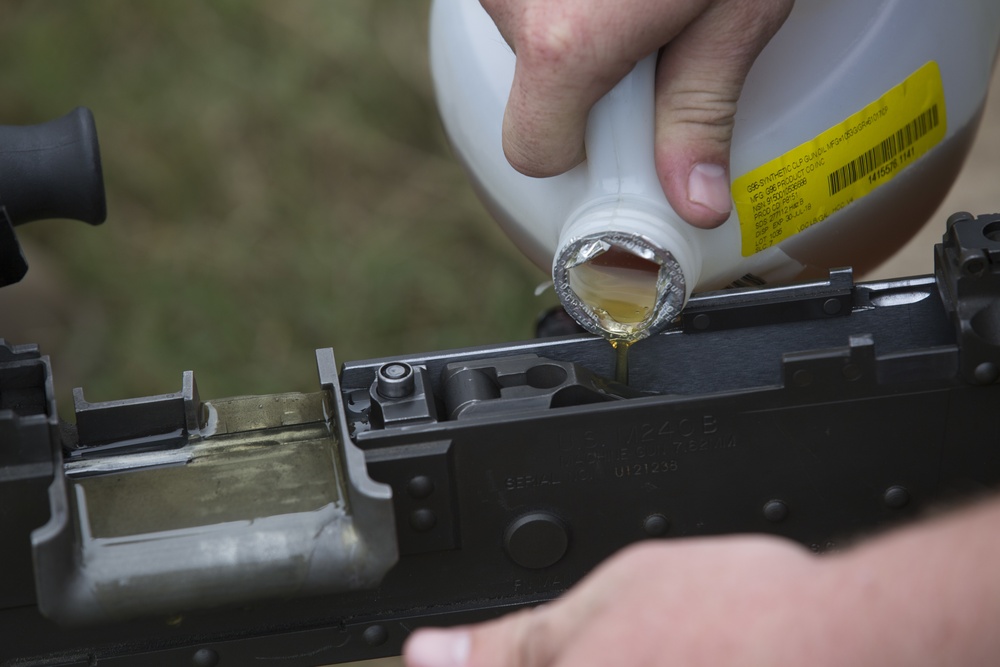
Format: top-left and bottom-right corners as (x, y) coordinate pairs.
(493, 0), (714, 177)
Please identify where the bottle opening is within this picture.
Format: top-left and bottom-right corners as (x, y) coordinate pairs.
(553, 228), (690, 342)
(567, 245), (662, 339)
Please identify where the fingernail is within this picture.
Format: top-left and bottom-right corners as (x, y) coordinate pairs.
(687, 163), (732, 215)
(406, 629), (470, 667)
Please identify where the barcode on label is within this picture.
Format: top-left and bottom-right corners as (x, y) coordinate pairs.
(827, 105), (940, 196)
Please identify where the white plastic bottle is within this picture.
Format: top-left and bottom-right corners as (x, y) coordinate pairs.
(430, 0), (1000, 341)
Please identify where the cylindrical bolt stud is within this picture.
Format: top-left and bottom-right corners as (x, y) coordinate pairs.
(643, 514), (670, 537)
(883, 485), (910, 509)
(377, 362), (415, 398)
(363, 624), (388, 646)
(974, 362), (999, 385)
(407, 475), (434, 499)
(763, 499), (789, 523)
(409, 508), (437, 532)
(192, 648), (219, 667)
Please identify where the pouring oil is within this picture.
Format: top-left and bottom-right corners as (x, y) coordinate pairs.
(567, 247), (660, 384)
(434, 0), (1000, 344)
(610, 339), (633, 384)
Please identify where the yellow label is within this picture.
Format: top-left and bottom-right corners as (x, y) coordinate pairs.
(732, 61), (947, 256)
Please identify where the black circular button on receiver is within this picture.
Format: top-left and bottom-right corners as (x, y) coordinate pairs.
(504, 512), (569, 569)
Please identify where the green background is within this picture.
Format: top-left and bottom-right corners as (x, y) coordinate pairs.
(0, 1), (554, 409)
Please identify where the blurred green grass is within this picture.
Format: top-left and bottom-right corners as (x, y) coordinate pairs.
(0, 1), (554, 406)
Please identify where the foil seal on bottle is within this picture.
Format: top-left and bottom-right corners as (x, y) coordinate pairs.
(553, 231), (686, 341)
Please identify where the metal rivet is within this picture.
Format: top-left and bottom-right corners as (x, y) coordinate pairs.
(822, 298), (842, 315)
(407, 475), (434, 499)
(410, 508), (437, 532)
(692, 313), (711, 330)
(974, 362), (999, 385)
(763, 499), (788, 523)
(192, 648), (219, 667)
(643, 514), (670, 537)
(792, 369), (812, 387)
(883, 485), (910, 509)
(363, 624), (388, 647)
(376, 362), (415, 398)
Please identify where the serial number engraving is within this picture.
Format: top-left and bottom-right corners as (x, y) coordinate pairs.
(614, 460), (679, 478)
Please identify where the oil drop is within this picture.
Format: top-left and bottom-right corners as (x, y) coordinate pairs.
(611, 338), (632, 385)
(567, 246), (660, 384)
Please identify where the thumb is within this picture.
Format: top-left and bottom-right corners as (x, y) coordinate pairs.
(403, 605), (572, 667)
(654, 0), (793, 228)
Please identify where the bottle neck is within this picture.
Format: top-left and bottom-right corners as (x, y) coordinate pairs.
(553, 197), (701, 341)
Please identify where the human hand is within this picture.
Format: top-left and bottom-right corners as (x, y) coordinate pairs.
(403, 535), (841, 667)
(405, 495), (1000, 667)
(479, 0), (794, 229)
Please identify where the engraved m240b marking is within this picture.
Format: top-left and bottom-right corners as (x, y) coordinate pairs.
(616, 415), (737, 463)
(621, 414), (719, 445)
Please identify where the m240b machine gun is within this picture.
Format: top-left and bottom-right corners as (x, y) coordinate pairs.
(2, 110), (1000, 666)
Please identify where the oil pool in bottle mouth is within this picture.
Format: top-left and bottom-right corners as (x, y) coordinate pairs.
(567, 245), (662, 384)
